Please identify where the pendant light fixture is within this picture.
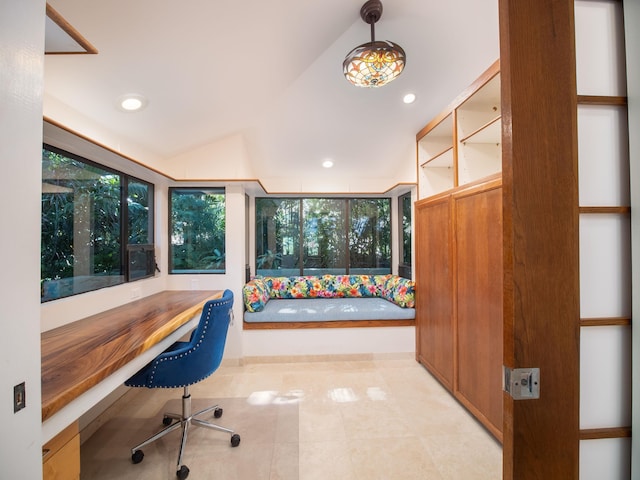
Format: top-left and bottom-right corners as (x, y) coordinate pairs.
(343, 0), (406, 88)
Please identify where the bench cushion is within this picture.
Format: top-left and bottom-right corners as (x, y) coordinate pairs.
(243, 297), (416, 323)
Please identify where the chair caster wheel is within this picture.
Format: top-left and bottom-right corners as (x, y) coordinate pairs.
(131, 449), (144, 464)
(176, 465), (190, 479)
(163, 416), (172, 426)
(214, 407), (223, 418)
(231, 433), (241, 447)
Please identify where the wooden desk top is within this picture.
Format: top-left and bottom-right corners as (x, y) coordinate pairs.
(41, 290), (222, 422)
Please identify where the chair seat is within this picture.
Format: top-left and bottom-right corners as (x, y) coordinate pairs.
(125, 290), (239, 479)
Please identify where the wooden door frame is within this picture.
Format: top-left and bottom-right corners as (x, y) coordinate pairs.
(499, 0), (581, 478)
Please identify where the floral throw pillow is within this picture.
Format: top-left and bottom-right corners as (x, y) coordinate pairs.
(374, 274), (392, 296)
(264, 277), (291, 298)
(242, 277), (270, 312)
(382, 276), (416, 308)
(324, 275), (379, 298)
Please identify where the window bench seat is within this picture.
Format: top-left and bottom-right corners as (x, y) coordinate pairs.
(41, 289), (222, 443)
(242, 274), (415, 329)
(244, 297), (415, 329)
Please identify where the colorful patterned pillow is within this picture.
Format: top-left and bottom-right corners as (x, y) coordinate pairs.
(324, 275), (379, 298)
(264, 277), (291, 299)
(242, 277), (270, 312)
(287, 276), (319, 298)
(381, 276), (416, 308)
(374, 274), (392, 296)
(304, 276), (327, 298)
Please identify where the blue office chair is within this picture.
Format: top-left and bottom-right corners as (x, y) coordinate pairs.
(125, 289), (240, 480)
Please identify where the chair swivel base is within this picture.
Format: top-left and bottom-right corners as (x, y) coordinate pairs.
(130, 386), (240, 480)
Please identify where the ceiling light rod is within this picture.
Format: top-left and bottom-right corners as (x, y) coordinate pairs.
(362, 0), (382, 42)
(343, 0), (406, 88)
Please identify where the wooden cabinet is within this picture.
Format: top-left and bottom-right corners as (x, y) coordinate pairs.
(415, 194), (454, 391)
(43, 422), (80, 480)
(414, 60), (503, 441)
(453, 180), (503, 439)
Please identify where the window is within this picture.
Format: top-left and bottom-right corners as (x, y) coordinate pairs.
(41, 145), (154, 302)
(255, 197), (391, 276)
(303, 198), (347, 273)
(349, 198), (391, 274)
(169, 188), (225, 273)
(398, 192), (412, 279)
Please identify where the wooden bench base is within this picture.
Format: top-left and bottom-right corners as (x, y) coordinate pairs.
(243, 319), (415, 329)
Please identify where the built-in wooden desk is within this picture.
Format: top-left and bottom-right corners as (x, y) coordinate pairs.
(41, 290), (222, 444)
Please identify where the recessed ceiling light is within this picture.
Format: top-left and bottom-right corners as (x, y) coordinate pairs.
(322, 159), (334, 168)
(403, 93), (416, 104)
(118, 94), (147, 112)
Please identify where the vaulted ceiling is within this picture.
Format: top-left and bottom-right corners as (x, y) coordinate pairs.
(44, 0), (499, 191)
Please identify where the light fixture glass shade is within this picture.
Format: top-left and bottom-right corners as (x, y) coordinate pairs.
(343, 40), (405, 88)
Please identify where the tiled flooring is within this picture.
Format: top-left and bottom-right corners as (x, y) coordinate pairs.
(80, 354), (502, 479)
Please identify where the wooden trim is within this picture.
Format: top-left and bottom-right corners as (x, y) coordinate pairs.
(419, 146), (453, 168)
(243, 319), (415, 330)
(415, 173), (502, 208)
(580, 427), (632, 440)
(452, 109), (460, 187)
(579, 206), (631, 214)
(416, 112), (453, 142)
(458, 115), (502, 144)
(46, 4), (98, 54)
(580, 317), (631, 327)
(499, 0), (580, 478)
(578, 95), (627, 106)
(452, 175), (502, 199)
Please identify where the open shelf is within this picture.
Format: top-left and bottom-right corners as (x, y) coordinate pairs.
(459, 116), (501, 144)
(416, 60), (501, 199)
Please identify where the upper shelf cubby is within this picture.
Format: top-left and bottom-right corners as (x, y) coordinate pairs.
(456, 73), (501, 142)
(416, 60), (501, 200)
(417, 113), (454, 167)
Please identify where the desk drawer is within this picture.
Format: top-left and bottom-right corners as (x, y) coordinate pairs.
(43, 421), (80, 480)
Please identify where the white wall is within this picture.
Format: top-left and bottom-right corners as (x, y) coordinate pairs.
(0, 0), (46, 477)
(243, 327), (415, 358)
(624, 0), (640, 476)
(158, 134), (256, 180)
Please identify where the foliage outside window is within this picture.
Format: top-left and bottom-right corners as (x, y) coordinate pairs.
(399, 192), (412, 278)
(256, 197), (391, 276)
(169, 188), (225, 273)
(41, 145), (154, 302)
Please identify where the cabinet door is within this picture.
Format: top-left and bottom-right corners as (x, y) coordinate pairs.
(454, 184), (503, 439)
(415, 195), (454, 390)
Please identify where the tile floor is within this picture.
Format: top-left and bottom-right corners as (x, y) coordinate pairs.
(80, 354), (502, 480)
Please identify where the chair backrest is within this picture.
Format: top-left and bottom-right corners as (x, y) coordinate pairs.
(126, 289), (234, 388)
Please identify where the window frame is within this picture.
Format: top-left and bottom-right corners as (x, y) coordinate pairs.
(41, 144), (155, 302)
(398, 192), (412, 279)
(255, 196), (392, 277)
(168, 187), (226, 274)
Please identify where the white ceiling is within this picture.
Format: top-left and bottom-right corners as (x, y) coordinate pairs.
(44, 0), (500, 190)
